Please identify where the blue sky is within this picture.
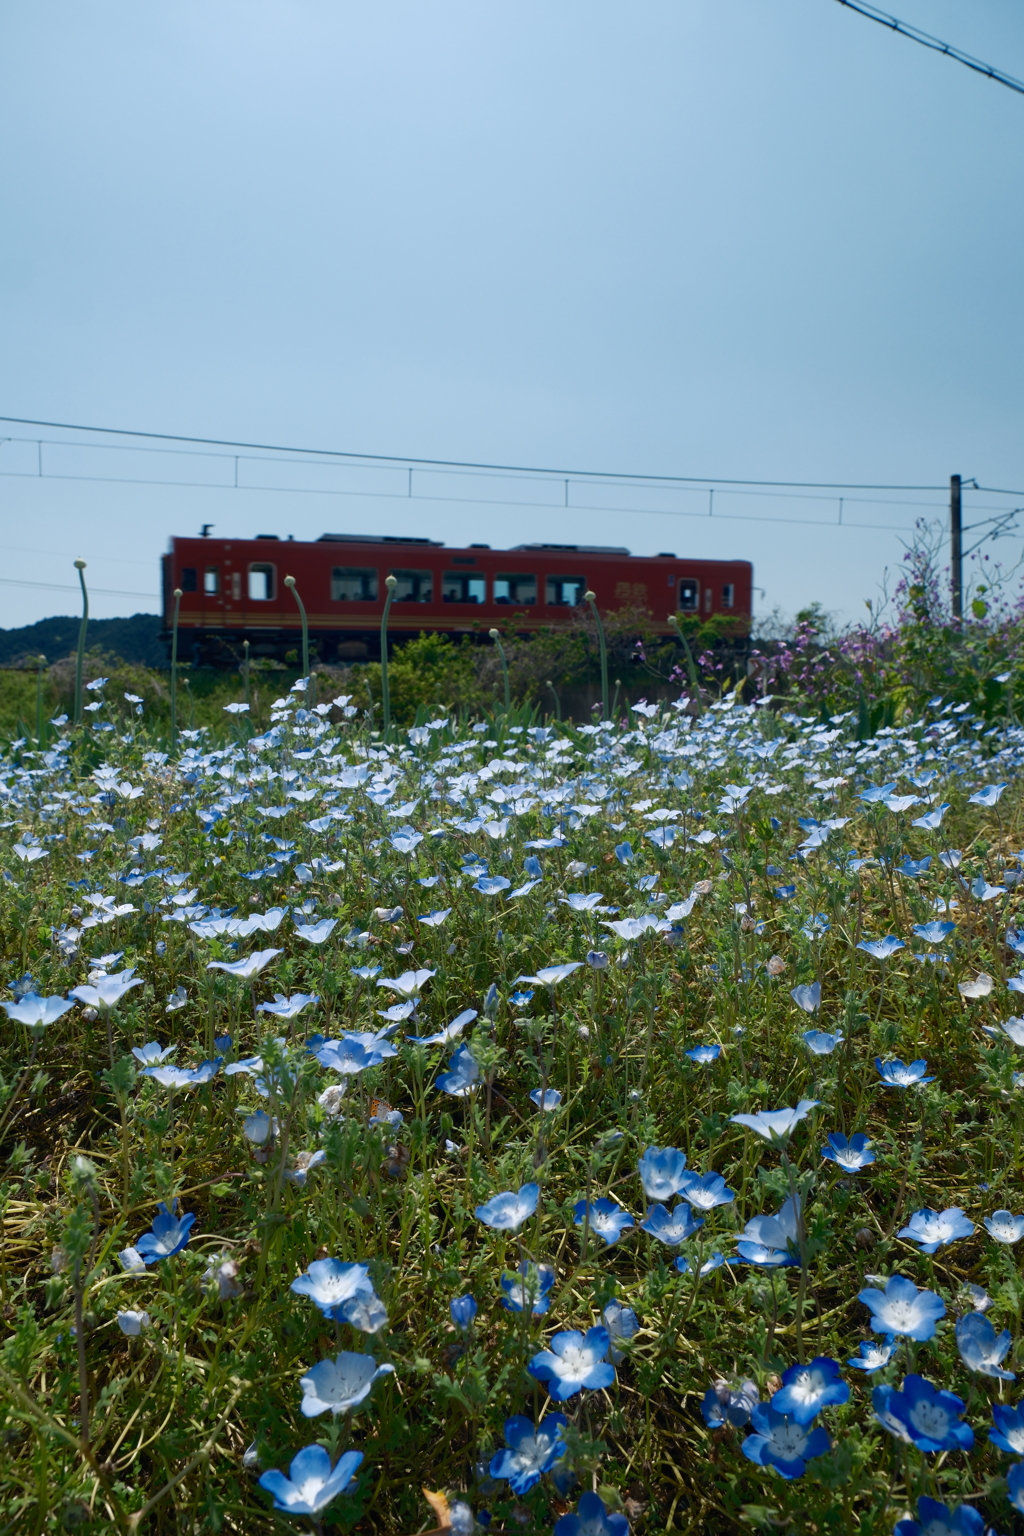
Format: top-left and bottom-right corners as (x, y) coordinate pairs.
(2, 1), (1024, 630)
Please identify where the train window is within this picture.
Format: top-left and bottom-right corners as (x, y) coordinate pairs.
(203, 567), (220, 596)
(332, 567), (378, 602)
(722, 583), (735, 608)
(443, 572), (486, 604)
(493, 573), (537, 606)
(545, 575), (585, 607)
(248, 563), (276, 601)
(390, 569), (433, 602)
(180, 567), (197, 592)
(677, 579), (698, 611)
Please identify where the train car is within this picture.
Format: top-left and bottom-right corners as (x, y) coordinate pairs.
(160, 530), (752, 664)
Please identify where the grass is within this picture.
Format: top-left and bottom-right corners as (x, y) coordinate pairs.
(1, 687), (1024, 1534)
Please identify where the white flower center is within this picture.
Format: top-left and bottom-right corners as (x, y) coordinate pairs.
(768, 1422), (809, 1458)
(909, 1400), (949, 1438)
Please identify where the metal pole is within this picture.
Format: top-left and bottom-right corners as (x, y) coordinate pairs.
(380, 574), (397, 735)
(950, 474), (962, 620)
(73, 560), (89, 726)
(170, 588), (182, 745)
(584, 590), (609, 720)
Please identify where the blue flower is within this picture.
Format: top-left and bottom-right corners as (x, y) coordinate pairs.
(701, 1377), (759, 1428)
(509, 989), (534, 1007)
(573, 1198), (634, 1246)
(771, 1357), (849, 1426)
(299, 1351), (394, 1417)
(489, 1413), (567, 1494)
(883, 1374), (974, 1453)
(990, 1401), (1024, 1455)
(872, 1383), (914, 1443)
(530, 1088), (563, 1112)
(674, 1251), (725, 1277)
(859, 1275), (945, 1341)
(135, 1200), (195, 1263)
(500, 1261), (555, 1315)
(790, 982), (821, 1014)
(450, 1295), (477, 1331)
(676, 1172), (735, 1211)
(291, 1259), (374, 1319)
(436, 1044), (481, 1097)
(897, 1207), (975, 1254)
(801, 1030), (844, 1056)
(1010, 1462), (1024, 1516)
(685, 1043), (721, 1064)
(985, 1210), (1024, 1244)
(602, 1299), (639, 1361)
(637, 1146), (688, 1201)
(475, 1184), (539, 1231)
(528, 1326), (615, 1401)
(554, 1492), (629, 1536)
(875, 1057), (934, 1088)
(729, 1100), (819, 1143)
(912, 921), (956, 944)
(894, 1497), (986, 1536)
(956, 1312), (1016, 1381)
(821, 1132), (874, 1173)
(736, 1195), (802, 1268)
(847, 1336), (897, 1372)
(639, 1202), (704, 1246)
(857, 936), (905, 961)
(258, 1446), (363, 1515)
(741, 1403), (830, 1479)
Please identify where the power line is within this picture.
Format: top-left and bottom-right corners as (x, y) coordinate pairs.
(0, 575), (156, 599)
(0, 412), (948, 492)
(832, 0), (1024, 97)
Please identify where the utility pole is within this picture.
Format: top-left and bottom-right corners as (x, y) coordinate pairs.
(950, 473), (962, 620)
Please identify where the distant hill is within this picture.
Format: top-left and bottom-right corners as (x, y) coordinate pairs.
(0, 613), (166, 669)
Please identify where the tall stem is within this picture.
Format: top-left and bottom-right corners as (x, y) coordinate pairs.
(489, 629), (511, 712)
(35, 655), (46, 744)
(170, 588), (182, 746)
(380, 575), (397, 736)
(73, 560), (89, 726)
(584, 591), (608, 719)
(284, 575), (311, 696)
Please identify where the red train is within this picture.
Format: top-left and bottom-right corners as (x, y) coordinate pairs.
(161, 531), (752, 663)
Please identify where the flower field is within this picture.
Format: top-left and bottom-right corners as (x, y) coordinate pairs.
(4, 680), (1024, 1534)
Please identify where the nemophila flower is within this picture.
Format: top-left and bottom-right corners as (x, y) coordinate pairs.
(206, 949), (282, 979)
(959, 972), (995, 999)
(131, 1040), (176, 1066)
(258, 1445), (363, 1515)
(772, 1357), (850, 1425)
(528, 1326), (615, 1401)
(742, 1403), (830, 1480)
(821, 1132), (874, 1173)
(684, 1043), (721, 1064)
(510, 989), (534, 1006)
(500, 1261), (555, 1315)
(407, 1008), (478, 1047)
(641, 1202), (704, 1246)
(449, 1294), (477, 1331)
(70, 967), (144, 1009)
(998, 1018), (1024, 1046)
(802, 1030), (844, 1056)
(898, 1207), (975, 1254)
(883, 1374), (974, 1453)
(116, 1309), (151, 1336)
(701, 1377), (759, 1429)
(638, 1146), (688, 1201)
(291, 1259), (374, 1319)
(531, 1088), (563, 1112)
(875, 1058), (934, 1088)
(257, 992), (318, 1018)
(956, 1312), (1015, 1381)
(351, 964), (381, 981)
(677, 1172), (735, 1211)
(118, 1247), (145, 1273)
(730, 1100), (819, 1143)
(911, 804), (950, 830)
(489, 1413), (568, 1494)
(340, 1291), (388, 1334)
(857, 936), (905, 961)
(1, 992), (74, 1027)
(674, 1251), (725, 1277)
(736, 1195), (801, 1268)
(859, 1275), (945, 1340)
(970, 782), (1007, 807)
(789, 982), (821, 1014)
(913, 921), (956, 944)
(574, 1198), (634, 1245)
(554, 1492), (629, 1536)
(418, 908), (452, 927)
(436, 1045), (480, 1097)
(586, 950), (609, 970)
(847, 1336), (897, 1372)
(894, 1497), (986, 1536)
(989, 1401), (1024, 1455)
(293, 917), (337, 944)
(299, 1350), (394, 1417)
(872, 1382), (914, 1442)
(603, 1300), (639, 1361)
(166, 986), (188, 1013)
(516, 963), (583, 987)
(187, 1057), (223, 1085)
(135, 1200), (195, 1264)
(985, 1210), (1024, 1244)
(142, 1063), (196, 1089)
(475, 1184), (539, 1231)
